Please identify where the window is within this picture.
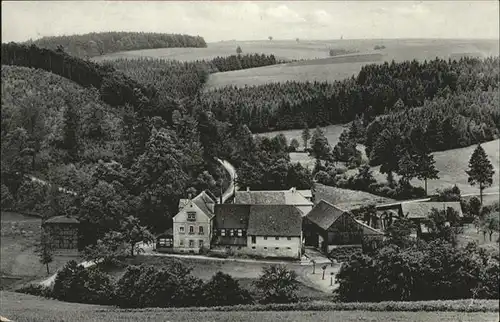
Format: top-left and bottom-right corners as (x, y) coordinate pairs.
(237, 229), (243, 237)
(287, 237), (292, 240)
(229, 229), (234, 237)
(264, 247), (267, 250)
(180, 239), (184, 246)
(275, 237), (279, 240)
(251, 236), (256, 244)
(189, 226), (194, 234)
(221, 229), (226, 236)
(199, 240), (204, 248)
(179, 226), (185, 234)
(264, 236), (268, 240)
(252, 246), (256, 249)
(189, 240), (195, 248)
(199, 226), (204, 235)
(187, 212), (196, 221)
(158, 238), (172, 247)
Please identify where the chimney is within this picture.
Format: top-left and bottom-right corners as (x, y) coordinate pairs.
(188, 193), (192, 200)
(291, 187), (296, 193)
(246, 187), (250, 192)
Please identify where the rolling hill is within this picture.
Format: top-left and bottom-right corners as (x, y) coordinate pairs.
(93, 38), (499, 89)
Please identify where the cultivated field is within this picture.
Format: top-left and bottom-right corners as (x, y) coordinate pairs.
(93, 39), (499, 89)
(2, 291), (499, 322)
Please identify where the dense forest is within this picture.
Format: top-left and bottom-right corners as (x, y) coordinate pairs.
(0, 44), (307, 246)
(26, 32), (207, 58)
(201, 57), (499, 133)
(101, 53), (282, 101)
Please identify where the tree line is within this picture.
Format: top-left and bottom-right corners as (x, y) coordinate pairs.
(25, 31), (207, 58)
(200, 56), (499, 135)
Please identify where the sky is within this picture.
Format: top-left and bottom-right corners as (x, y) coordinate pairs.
(2, 1), (499, 42)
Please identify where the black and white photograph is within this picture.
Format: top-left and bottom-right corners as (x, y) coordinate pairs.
(1, 1), (499, 321)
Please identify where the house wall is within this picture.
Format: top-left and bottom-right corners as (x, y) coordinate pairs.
(44, 224), (79, 250)
(326, 213), (363, 245)
(173, 201), (213, 254)
(297, 205), (314, 216)
(246, 235), (302, 258)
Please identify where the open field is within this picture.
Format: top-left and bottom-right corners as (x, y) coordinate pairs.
(0, 212), (80, 290)
(257, 123), (348, 151)
(268, 131), (498, 196)
(93, 39), (499, 89)
(313, 184), (396, 210)
(2, 291), (499, 322)
(106, 255), (330, 300)
(345, 139), (500, 196)
(203, 39), (499, 89)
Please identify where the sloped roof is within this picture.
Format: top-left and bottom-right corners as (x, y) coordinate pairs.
(295, 189), (312, 198)
(235, 190), (313, 206)
(400, 202), (463, 219)
(192, 191), (216, 218)
(306, 200), (346, 230)
(157, 228), (173, 237)
(44, 215), (79, 224)
(214, 204), (251, 229)
(247, 205), (302, 237)
(354, 219), (384, 235)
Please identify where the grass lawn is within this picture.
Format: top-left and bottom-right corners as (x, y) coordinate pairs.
(458, 224), (500, 250)
(257, 123), (348, 151)
(313, 184), (396, 210)
(105, 255), (330, 300)
(345, 139), (500, 196)
(0, 212), (80, 290)
(2, 291), (498, 322)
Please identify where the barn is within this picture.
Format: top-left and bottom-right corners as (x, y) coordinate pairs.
(42, 215), (80, 251)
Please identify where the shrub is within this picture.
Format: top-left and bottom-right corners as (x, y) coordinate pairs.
(336, 240), (500, 302)
(201, 272), (254, 307)
(14, 180), (49, 212)
(17, 284), (53, 298)
(115, 262), (203, 308)
(1, 183), (14, 210)
(253, 265), (299, 304)
(52, 260), (114, 305)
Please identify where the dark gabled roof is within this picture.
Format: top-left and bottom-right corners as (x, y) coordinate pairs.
(306, 200), (347, 231)
(44, 215), (80, 224)
(247, 205), (302, 237)
(214, 204), (251, 229)
(400, 202), (463, 219)
(192, 191), (216, 219)
(213, 236), (247, 246)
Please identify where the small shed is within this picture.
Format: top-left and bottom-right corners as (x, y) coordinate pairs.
(42, 215), (80, 250)
(156, 228), (173, 252)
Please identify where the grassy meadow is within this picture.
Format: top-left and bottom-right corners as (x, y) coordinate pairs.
(2, 291), (499, 322)
(92, 39), (499, 89)
(0, 212), (80, 290)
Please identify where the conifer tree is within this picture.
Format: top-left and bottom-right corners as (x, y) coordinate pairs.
(301, 124), (311, 151)
(466, 144), (495, 204)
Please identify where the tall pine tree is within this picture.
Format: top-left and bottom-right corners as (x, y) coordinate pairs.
(466, 144), (495, 204)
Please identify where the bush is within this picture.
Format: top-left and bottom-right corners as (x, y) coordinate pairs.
(17, 284), (53, 298)
(253, 265), (299, 304)
(201, 272), (253, 307)
(336, 240), (500, 302)
(1, 183), (14, 209)
(115, 262), (204, 308)
(14, 180), (49, 213)
(52, 261), (114, 305)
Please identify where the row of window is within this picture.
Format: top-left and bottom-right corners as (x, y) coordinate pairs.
(251, 246), (292, 250)
(179, 239), (204, 248)
(158, 238), (173, 247)
(179, 225), (204, 235)
(219, 229), (245, 237)
(251, 236), (292, 243)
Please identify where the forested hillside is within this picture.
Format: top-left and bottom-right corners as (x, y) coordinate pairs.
(201, 57), (499, 132)
(100, 53), (281, 101)
(25, 32), (207, 58)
